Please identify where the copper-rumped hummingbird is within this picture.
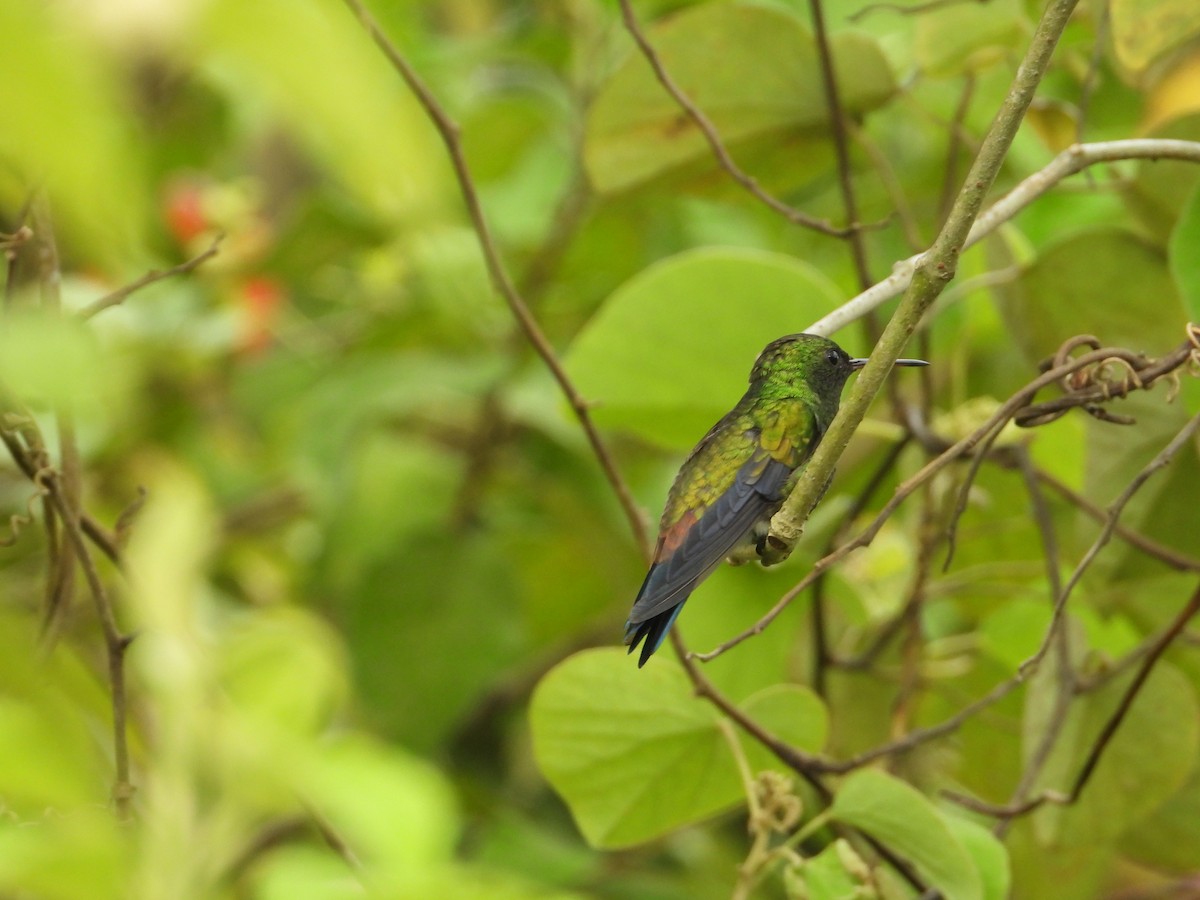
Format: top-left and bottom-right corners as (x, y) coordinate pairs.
(624, 333), (927, 667)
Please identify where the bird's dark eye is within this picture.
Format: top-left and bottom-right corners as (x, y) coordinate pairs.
(825, 349), (841, 366)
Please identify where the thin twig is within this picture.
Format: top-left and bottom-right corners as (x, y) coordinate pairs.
(947, 579), (1200, 823)
(1034, 468), (1200, 571)
(1065, 580), (1200, 801)
(9, 199), (133, 816)
(811, 436), (912, 694)
(903, 406), (1200, 573)
(942, 417), (1008, 571)
(806, 139), (1200, 337)
(29, 198), (79, 648)
(1048, 411), (1200, 613)
(700, 340), (1153, 661)
(813, 673), (1027, 775)
(78, 233), (223, 320)
(850, 122), (926, 251)
(0, 393), (122, 567)
(849, 0), (978, 21)
(942, 789), (1058, 819)
(670, 636), (929, 892)
(887, 479), (941, 742)
(45, 473), (134, 814)
(616, 0), (860, 239)
(671, 631), (827, 787)
(342, 0), (651, 558)
(937, 75), (976, 225)
(807, 0), (872, 287)
(767, 0), (1083, 562)
(1075, 1), (1109, 144)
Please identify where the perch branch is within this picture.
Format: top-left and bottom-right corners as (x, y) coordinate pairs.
(765, 0), (1083, 564)
(807, 139), (1200, 338)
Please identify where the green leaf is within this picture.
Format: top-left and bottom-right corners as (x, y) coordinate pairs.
(978, 599), (1051, 672)
(995, 228), (1186, 365)
(1110, 0), (1200, 77)
(301, 734), (460, 890)
(0, 1), (147, 264)
(565, 248), (842, 449)
(198, 0), (440, 219)
(1169, 182), (1200, 322)
(0, 811), (126, 900)
(345, 530), (524, 754)
(943, 815), (1011, 900)
(831, 769), (982, 900)
(742, 685), (829, 764)
(787, 839), (867, 900)
(584, 3), (894, 193)
(1122, 764), (1200, 873)
(1127, 114), (1200, 241)
(218, 607), (350, 738)
(915, 0), (1027, 77)
(1025, 660), (1199, 846)
(0, 312), (133, 419)
(530, 648), (826, 848)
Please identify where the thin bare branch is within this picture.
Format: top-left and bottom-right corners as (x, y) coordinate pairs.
(1055, 412), (1200, 613)
(670, 634), (929, 893)
(1065, 580), (1200, 801)
(814, 671), (1026, 775)
(342, 0), (651, 558)
(616, 0), (862, 239)
(1035, 468), (1200, 571)
(851, 122), (926, 252)
(767, 0), (1083, 565)
(937, 75), (976, 225)
(807, 139), (1200, 337)
(849, 0), (978, 22)
(700, 338), (1169, 662)
(78, 233), (223, 320)
(44, 472), (134, 814)
(811, 436), (912, 694)
(807, 0), (873, 287)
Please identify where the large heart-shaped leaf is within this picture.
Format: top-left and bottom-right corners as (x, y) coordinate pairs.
(584, 3), (894, 193)
(530, 648), (826, 848)
(565, 247), (842, 449)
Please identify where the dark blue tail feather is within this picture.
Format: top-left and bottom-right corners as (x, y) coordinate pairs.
(624, 603), (684, 667)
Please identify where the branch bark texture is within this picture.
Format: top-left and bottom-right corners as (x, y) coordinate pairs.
(765, 0), (1083, 559)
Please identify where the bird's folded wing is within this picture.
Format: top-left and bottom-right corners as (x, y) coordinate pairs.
(626, 452), (792, 624)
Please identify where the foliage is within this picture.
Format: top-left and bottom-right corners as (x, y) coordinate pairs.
(1, 0), (1200, 898)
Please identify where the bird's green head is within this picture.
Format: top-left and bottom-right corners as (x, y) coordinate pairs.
(749, 333), (927, 416)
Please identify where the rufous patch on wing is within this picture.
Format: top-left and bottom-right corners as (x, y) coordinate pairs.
(657, 509), (699, 559)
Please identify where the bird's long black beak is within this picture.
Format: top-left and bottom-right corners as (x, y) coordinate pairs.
(848, 357), (929, 369)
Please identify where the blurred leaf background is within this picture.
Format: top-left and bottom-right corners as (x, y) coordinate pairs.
(1, 0), (1199, 898)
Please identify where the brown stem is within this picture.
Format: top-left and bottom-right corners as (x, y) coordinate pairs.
(670, 631), (929, 894)
(79, 233), (223, 320)
(1065, 581), (1200, 802)
(806, 0), (873, 287)
(766, 0), (1083, 563)
(703, 338), (1196, 661)
(341, 0), (651, 559)
(937, 75), (976, 225)
(46, 475), (134, 815)
(616, 0), (862, 239)
(811, 436), (911, 694)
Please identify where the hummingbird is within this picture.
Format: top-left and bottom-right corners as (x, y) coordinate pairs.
(624, 333), (927, 667)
